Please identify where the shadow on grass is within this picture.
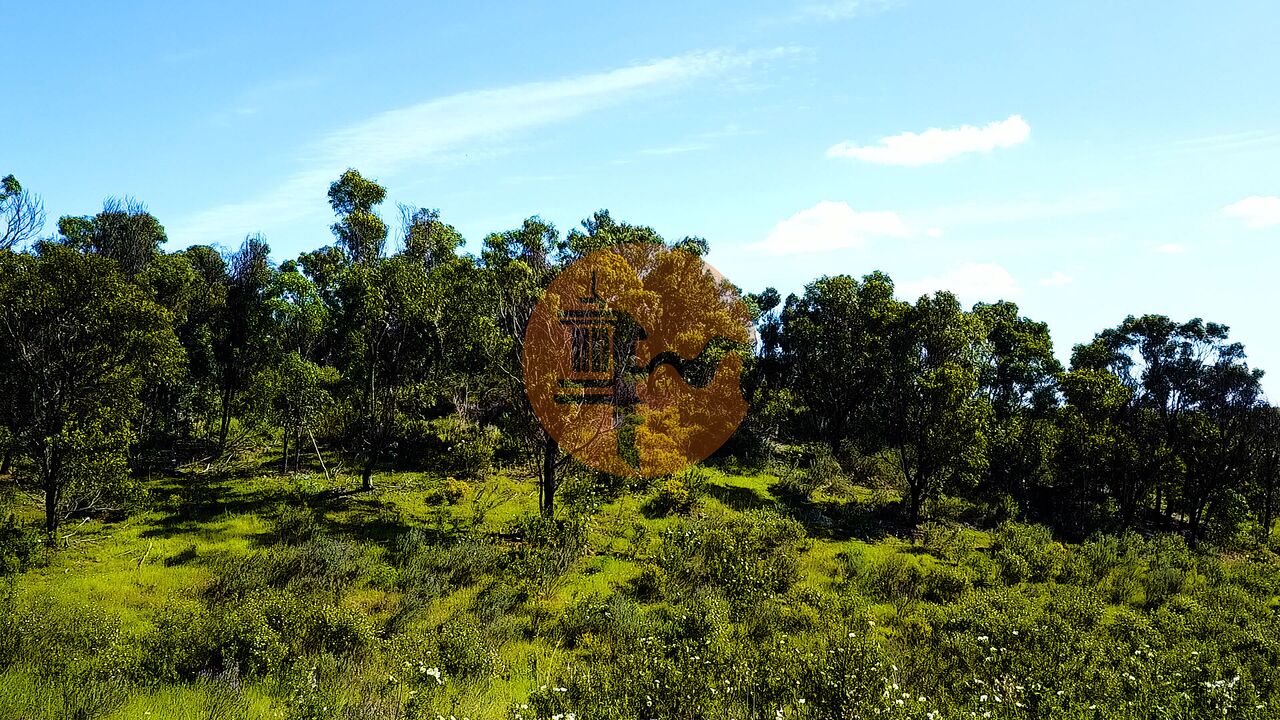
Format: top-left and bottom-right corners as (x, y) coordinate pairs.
(138, 471), (282, 542)
(703, 481), (775, 512)
(768, 481), (898, 542)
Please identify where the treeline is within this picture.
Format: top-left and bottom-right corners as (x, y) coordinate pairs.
(0, 170), (1276, 545)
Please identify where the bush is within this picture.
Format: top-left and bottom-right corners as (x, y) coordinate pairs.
(207, 535), (367, 600)
(992, 521), (1066, 583)
(656, 509), (806, 603)
(922, 563), (974, 602)
(395, 532), (505, 600)
(860, 552), (927, 601)
(643, 477), (693, 517)
(0, 513), (41, 575)
(272, 503), (322, 544)
(918, 520), (975, 562)
(773, 443), (844, 500)
(403, 416), (500, 479)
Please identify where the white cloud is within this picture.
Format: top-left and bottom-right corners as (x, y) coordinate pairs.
(747, 201), (911, 256)
(1222, 195), (1280, 229)
(827, 114), (1031, 166)
(794, 0), (897, 21)
(920, 193), (1118, 227)
(1037, 270), (1073, 287)
(1154, 243), (1186, 254)
(925, 227), (944, 238)
(172, 50), (770, 245)
(899, 263), (1022, 303)
(638, 143), (711, 156)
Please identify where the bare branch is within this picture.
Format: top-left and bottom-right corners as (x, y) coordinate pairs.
(0, 175), (46, 250)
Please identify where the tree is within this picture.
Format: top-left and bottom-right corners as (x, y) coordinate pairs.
(0, 244), (182, 538)
(214, 236), (280, 451)
(782, 272), (904, 452)
(783, 277), (989, 525)
(328, 169), (388, 263)
(1070, 315), (1264, 539)
(482, 217), (566, 514)
(314, 170), (497, 491)
(972, 301), (1063, 512)
(170, 245), (232, 445)
(58, 197), (166, 275)
(259, 352), (338, 474)
(1251, 406), (1280, 538)
(0, 174), (45, 250)
(881, 292), (990, 526)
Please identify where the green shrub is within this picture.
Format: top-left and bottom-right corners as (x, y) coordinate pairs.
(773, 443), (844, 500)
(209, 535), (367, 600)
(861, 552), (927, 601)
(918, 520), (974, 562)
(395, 530), (505, 599)
(507, 514), (587, 588)
(630, 562), (666, 601)
(656, 509), (805, 603)
(992, 521), (1066, 583)
(922, 563), (974, 602)
(0, 514), (41, 575)
(642, 477), (694, 517)
(273, 503), (322, 544)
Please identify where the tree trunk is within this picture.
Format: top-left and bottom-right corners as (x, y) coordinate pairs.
(281, 433), (289, 474)
(361, 449), (377, 491)
(44, 479), (59, 541)
(908, 480), (922, 528)
(0, 442), (10, 476)
(218, 386), (233, 452)
(540, 435), (558, 517)
(1262, 483), (1273, 541)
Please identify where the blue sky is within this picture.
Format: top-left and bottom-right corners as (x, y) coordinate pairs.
(6, 1), (1280, 389)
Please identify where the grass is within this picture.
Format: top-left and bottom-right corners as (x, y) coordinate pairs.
(2, 456), (1278, 719)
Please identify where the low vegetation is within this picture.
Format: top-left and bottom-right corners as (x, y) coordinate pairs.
(2, 458), (1278, 719)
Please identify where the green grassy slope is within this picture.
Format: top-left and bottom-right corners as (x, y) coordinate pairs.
(1, 461), (1278, 719)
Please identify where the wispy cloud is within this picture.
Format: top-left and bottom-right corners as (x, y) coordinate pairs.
(747, 200), (912, 256)
(1170, 130), (1280, 154)
(173, 50), (774, 245)
(1222, 195), (1280, 229)
(899, 263), (1022, 303)
(793, 0), (898, 22)
(919, 192), (1121, 227)
(1154, 243), (1186, 254)
(639, 143), (711, 156)
(827, 114), (1031, 166)
(1038, 270), (1074, 287)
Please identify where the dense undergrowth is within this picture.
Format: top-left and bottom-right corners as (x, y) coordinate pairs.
(1, 460), (1278, 719)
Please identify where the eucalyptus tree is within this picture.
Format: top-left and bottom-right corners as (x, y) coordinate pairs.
(0, 174), (44, 250)
(482, 217), (565, 513)
(1251, 405), (1280, 537)
(883, 291), (991, 526)
(213, 235), (280, 451)
(1070, 315), (1264, 539)
(57, 197), (166, 275)
(312, 169), (497, 491)
(782, 272), (904, 453)
(0, 244), (182, 538)
(784, 275), (989, 525)
(972, 301), (1063, 512)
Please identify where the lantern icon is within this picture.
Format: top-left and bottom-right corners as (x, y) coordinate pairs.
(555, 271), (643, 405)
